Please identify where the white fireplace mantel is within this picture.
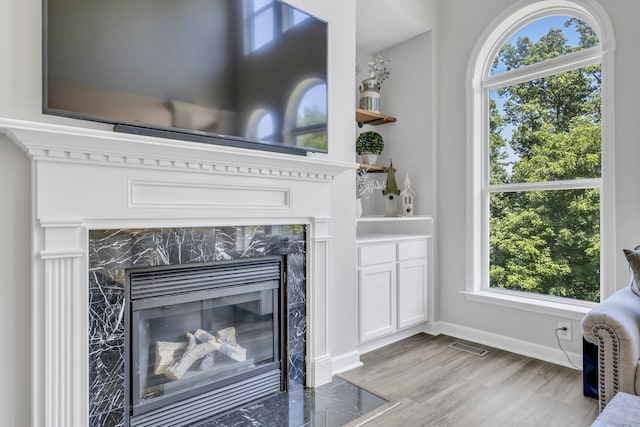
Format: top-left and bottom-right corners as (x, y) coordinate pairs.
(1, 118), (356, 427)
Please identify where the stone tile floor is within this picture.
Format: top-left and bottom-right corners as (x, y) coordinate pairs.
(194, 377), (390, 427)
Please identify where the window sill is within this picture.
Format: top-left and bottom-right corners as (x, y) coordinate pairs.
(461, 290), (595, 321)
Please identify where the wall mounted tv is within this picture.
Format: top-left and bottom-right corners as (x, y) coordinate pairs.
(44, 0), (328, 155)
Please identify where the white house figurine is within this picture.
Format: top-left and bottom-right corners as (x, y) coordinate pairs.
(401, 174), (415, 216)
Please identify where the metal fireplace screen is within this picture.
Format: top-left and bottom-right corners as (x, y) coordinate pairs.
(125, 257), (285, 427)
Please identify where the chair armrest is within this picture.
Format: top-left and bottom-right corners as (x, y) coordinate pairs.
(582, 286), (640, 411)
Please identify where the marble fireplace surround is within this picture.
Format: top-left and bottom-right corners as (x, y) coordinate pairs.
(1, 118), (355, 427)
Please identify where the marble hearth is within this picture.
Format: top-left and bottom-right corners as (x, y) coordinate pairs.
(1, 118), (355, 427)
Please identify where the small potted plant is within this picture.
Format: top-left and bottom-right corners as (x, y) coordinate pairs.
(356, 131), (384, 165)
(366, 54), (391, 85)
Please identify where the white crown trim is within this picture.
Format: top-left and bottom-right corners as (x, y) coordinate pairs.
(2, 118), (356, 182)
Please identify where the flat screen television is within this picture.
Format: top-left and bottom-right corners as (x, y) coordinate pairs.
(44, 0), (328, 155)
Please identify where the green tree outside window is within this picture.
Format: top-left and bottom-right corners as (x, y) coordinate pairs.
(488, 17), (601, 302)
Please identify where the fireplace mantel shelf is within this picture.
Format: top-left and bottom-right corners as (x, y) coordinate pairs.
(1, 118), (356, 182)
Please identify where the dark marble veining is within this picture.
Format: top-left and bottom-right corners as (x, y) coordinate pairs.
(194, 377), (389, 427)
(88, 225), (306, 427)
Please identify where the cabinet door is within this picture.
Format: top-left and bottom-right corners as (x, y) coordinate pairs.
(397, 258), (427, 329)
(358, 264), (397, 343)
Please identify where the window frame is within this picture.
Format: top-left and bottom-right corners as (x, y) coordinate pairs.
(466, 0), (616, 312)
(244, 0), (311, 55)
(283, 77), (327, 149)
(244, 0), (278, 54)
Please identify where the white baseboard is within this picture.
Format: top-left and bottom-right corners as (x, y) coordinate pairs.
(331, 350), (363, 375)
(309, 354), (334, 387)
(357, 323), (428, 355)
(329, 321), (583, 382)
(429, 321), (583, 370)
(331, 324), (429, 376)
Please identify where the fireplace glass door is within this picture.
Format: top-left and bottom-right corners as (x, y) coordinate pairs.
(126, 258), (284, 420)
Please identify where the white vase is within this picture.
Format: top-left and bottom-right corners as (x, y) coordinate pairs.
(356, 198), (363, 218)
(360, 153), (378, 165)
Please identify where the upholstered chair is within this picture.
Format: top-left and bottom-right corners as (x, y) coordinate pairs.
(581, 246), (640, 411)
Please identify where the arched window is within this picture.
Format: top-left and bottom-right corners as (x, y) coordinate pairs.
(246, 108), (276, 142)
(284, 78), (327, 150)
(467, 1), (615, 305)
(255, 112), (275, 140)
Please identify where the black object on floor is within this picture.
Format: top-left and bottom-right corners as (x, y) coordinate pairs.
(583, 337), (599, 399)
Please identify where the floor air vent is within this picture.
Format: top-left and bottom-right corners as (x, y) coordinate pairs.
(449, 342), (489, 356)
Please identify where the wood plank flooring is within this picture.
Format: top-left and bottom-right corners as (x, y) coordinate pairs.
(339, 334), (599, 427)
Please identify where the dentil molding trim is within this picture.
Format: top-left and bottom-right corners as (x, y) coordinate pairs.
(1, 118), (356, 182)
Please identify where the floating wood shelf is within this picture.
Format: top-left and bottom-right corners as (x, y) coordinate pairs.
(356, 108), (397, 127)
(358, 163), (389, 173)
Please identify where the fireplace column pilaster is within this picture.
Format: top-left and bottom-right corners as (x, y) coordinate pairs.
(308, 217), (332, 387)
(34, 221), (88, 427)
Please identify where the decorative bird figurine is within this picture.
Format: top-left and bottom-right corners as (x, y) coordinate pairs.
(383, 160), (400, 216)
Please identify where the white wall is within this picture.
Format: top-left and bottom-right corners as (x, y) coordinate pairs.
(286, 0), (360, 376)
(0, 0), (358, 423)
(0, 137), (32, 426)
(436, 0), (640, 358)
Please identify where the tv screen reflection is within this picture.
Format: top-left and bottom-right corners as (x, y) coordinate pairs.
(45, 0), (328, 153)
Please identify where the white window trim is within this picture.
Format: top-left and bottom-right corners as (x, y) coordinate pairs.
(465, 0), (616, 314)
(461, 290), (593, 321)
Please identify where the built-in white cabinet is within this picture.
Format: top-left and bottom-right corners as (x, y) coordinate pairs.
(356, 216), (432, 347)
(358, 261), (397, 341)
(397, 257), (428, 328)
(358, 242), (397, 342)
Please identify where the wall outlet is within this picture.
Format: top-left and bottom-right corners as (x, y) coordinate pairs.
(557, 321), (572, 341)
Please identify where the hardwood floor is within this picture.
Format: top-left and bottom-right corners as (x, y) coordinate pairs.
(339, 334), (598, 427)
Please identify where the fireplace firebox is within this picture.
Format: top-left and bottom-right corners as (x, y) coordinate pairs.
(125, 257), (286, 427)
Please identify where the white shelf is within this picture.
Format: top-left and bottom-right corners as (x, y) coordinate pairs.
(356, 215), (433, 240)
(357, 215), (432, 223)
(356, 233), (429, 244)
